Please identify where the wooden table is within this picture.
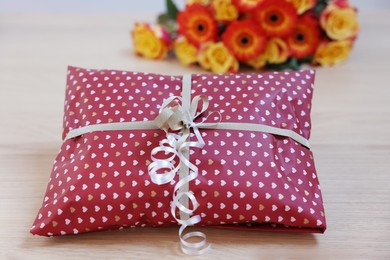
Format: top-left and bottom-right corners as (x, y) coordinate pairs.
(1, 11), (389, 260)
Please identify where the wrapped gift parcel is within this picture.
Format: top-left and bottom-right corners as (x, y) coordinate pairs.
(31, 66), (326, 242)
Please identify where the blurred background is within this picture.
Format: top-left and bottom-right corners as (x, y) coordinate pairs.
(1, 1), (390, 260)
(0, 0), (389, 12)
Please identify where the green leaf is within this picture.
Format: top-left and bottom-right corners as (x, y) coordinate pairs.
(298, 55), (314, 64)
(314, 0), (329, 16)
(157, 13), (171, 25)
(289, 58), (300, 70)
(266, 58), (301, 71)
(156, 13), (178, 39)
(166, 0), (179, 20)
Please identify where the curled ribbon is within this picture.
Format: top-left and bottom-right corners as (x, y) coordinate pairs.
(148, 75), (220, 255)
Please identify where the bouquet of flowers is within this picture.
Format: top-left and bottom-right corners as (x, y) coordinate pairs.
(131, 0), (359, 73)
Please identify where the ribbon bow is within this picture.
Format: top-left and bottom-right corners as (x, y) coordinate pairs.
(148, 76), (220, 255)
(148, 94), (219, 184)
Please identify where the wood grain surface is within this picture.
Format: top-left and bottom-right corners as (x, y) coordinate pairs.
(1, 10), (390, 260)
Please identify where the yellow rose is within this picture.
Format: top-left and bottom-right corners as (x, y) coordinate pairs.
(174, 36), (198, 65)
(320, 2), (359, 40)
(198, 42), (239, 73)
(247, 38), (289, 68)
(132, 23), (170, 60)
(212, 0), (239, 22)
(247, 53), (267, 69)
(187, 0), (210, 5)
(286, 0), (316, 15)
(263, 38), (289, 64)
(314, 40), (352, 66)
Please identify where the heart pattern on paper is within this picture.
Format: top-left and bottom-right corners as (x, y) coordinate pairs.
(31, 67), (326, 237)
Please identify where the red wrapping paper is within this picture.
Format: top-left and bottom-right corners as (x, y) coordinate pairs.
(31, 66), (326, 236)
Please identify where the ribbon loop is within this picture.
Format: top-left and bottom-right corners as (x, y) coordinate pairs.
(190, 94), (209, 119)
(154, 97), (184, 132)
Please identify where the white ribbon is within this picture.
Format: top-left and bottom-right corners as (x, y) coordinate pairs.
(148, 75), (219, 255)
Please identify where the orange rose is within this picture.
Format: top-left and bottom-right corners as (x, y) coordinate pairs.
(320, 0), (359, 40)
(132, 23), (170, 60)
(177, 4), (218, 47)
(287, 14), (320, 59)
(314, 40), (352, 66)
(251, 0), (298, 38)
(222, 19), (266, 62)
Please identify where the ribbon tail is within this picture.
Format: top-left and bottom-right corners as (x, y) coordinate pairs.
(179, 217), (211, 256)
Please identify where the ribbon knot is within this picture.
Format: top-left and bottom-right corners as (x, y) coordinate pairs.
(148, 93), (220, 185)
(154, 94), (214, 134)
